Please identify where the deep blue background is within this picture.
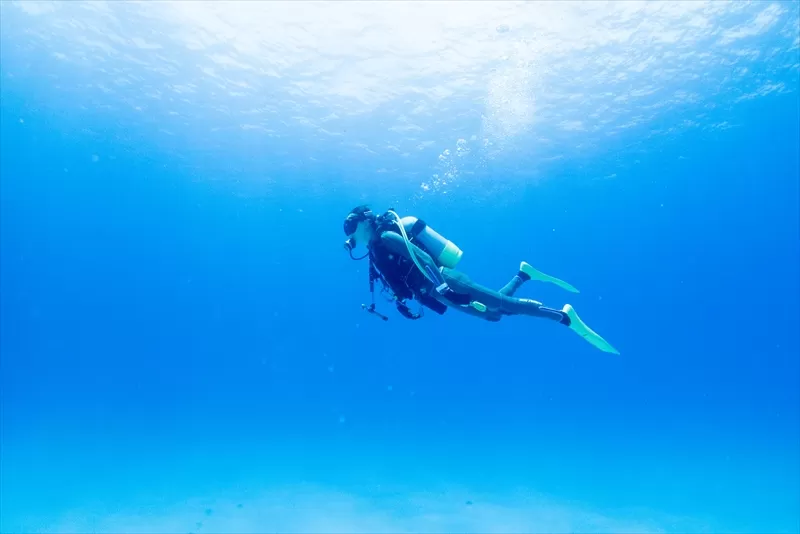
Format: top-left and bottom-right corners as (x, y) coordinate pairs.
(1, 39), (799, 534)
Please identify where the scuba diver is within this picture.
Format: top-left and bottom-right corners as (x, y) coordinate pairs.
(343, 205), (620, 354)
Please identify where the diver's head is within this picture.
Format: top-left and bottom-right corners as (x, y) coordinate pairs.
(343, 205), (377, 255)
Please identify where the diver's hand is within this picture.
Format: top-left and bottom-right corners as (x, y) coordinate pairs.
(396, 301), (422, 320)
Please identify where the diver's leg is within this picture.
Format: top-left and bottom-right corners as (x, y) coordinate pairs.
(498, 297), (569, 323)
(498, 266), (532, 296)
(442, 268), (568, 324)
(428, 288), (502, 322)
(441, 269), (619, 353)
(446, 302), (503, 322)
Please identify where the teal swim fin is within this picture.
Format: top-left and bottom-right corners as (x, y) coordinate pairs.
(561, 304), (619, 354)
(520, 262), (580, 293)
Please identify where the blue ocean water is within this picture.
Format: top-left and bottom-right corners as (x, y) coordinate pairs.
(1, 2), (798, 533)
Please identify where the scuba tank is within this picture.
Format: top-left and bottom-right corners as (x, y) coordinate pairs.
(398, 216), (463, 269)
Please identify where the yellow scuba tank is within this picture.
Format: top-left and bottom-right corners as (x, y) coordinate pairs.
(398, 216), (463, 269)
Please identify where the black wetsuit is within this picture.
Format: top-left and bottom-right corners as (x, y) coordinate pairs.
(369, 226), (570, 325)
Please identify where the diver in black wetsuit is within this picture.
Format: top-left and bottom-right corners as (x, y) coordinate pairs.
(343, 205), (620, 354)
